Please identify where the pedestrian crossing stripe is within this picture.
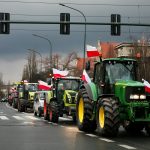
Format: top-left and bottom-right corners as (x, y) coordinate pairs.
(13, 116), (25, 120)
(0, 115), (73, 121)
(0, 115), (39, 121)
(0, 116), (9, 120)
(25, 116), (40, 120)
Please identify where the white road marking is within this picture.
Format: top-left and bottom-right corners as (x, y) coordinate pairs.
(23, 122), (35, 125)
(51, 123), (58, 126)
(59, 117), (72, 121)
(0, 112), (3, 114)
(0, 116), (9, 120)
(99, 138), (115, 143)
(13, 116), (25, 120)
(25, 116), (40, 120)
(119, 144), (136, 149)
(86, 134), (98, 138)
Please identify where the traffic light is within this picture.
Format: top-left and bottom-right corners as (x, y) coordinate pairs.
(0, 13), (10, 34)
(111, 14), (121, 36)
(60, 13), (70, 35)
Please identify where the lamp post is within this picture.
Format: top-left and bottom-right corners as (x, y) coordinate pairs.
(27, 48), (42, 72)
(59, 3), (86, 70)
(32, 34), (52, 71)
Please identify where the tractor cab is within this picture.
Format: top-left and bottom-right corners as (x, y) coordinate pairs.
(93, 58), (137, 94)
(54, 77), (81, 103)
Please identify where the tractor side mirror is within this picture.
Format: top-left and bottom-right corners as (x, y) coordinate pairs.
(85, 61), (90, 71)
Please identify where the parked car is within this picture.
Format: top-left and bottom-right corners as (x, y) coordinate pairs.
(33, 91), (50, 117)
(0, 97), (8, 102)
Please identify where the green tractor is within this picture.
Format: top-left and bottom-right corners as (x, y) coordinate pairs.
(18, 82), (38, 112)
(76, 57), (150, 137)
(44, 76), (81, 123)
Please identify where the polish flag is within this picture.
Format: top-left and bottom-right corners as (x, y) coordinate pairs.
(53, 68), (69, 79)
(142, 79), (150, 93)
(82, 69), (91, 83)
(86, 45), (100, 57)
(38, 80), (51, 90)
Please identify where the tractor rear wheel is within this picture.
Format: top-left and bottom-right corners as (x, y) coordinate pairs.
(76, 88), (96, 132)
(97, 98), (120, 137)
(44, 100), (49, 120)
(49, 101), (59, 123)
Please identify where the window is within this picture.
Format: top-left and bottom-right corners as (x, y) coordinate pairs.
(105, 61), (135, 84)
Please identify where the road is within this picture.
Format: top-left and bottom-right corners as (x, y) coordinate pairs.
(0, 102), (150, 150)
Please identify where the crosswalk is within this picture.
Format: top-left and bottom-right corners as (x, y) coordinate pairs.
(0, 115), (73, 121)
(0, 115), (40, 121)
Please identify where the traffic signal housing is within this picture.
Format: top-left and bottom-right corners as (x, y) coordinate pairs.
(0, 13), (10, 34)
(60, 13), (70, 35)
(111, 14), (121, 36)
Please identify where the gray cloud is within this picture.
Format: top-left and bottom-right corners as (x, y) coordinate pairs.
(0, 0), (150, 83)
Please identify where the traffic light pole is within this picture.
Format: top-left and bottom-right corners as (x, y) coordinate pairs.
(59, 3), (87, 70)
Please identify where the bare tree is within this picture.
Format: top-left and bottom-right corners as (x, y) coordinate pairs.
(22, 51), (38, 82)
(62, 52), (78, 70)
(0, 73), (4, 99)
(132, 36), (150, 82)
(22, 65), (29, 81)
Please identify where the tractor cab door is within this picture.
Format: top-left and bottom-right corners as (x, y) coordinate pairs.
(93, 62), (113, 95)
(93, 62), (105, 95)
(56, 80), (65, 101)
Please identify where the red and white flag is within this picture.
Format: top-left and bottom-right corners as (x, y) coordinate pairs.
(38, 80), (51, 90)
(86, 45), (100, 57)
(82, 69), (91, 83)
(142, 79), (150, 93)
(53, 68), (69, 79)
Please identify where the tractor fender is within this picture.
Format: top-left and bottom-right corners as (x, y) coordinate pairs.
(80, 82), (98, 102)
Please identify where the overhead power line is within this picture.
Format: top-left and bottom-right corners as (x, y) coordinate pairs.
(0, 1), (150, 7)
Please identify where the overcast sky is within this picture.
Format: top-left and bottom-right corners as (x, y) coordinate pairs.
(0, 0), (150, 83)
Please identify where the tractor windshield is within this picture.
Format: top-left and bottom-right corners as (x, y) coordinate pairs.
(58, 79), (80, 91)
(105, 61), (135, 84)
(26, 84), (38, 92)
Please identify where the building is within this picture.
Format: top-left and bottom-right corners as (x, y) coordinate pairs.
(115, 42), (150, 57)
(98, 41), (118, 58)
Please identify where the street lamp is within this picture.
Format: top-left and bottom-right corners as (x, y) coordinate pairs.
(27, 48), (42, 72)
(32, 34), (52, 71)
(59, 3), (86, 70)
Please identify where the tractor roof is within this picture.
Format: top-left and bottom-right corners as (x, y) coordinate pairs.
(55, 76), (81, 80)
(103, 57), (137, 62)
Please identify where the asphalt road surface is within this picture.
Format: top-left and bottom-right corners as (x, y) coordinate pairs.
(0, 102), (150, 150)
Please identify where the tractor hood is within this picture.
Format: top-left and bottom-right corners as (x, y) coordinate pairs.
(28, 92), (35, 100)
(115, 80), (144, 87)
(64, 90), (77, 96)
(115, 80), (145, 104)
(64, 90), (77, 104)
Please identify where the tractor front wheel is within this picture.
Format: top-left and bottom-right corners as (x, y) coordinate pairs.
(97, 98), (120, 137)
(76, 88), (96, 132)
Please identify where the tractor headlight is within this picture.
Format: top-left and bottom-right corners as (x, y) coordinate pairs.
(130, 94), (139, 99)
(130, 94), (146, 100)
(139, 94), (146, 99)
